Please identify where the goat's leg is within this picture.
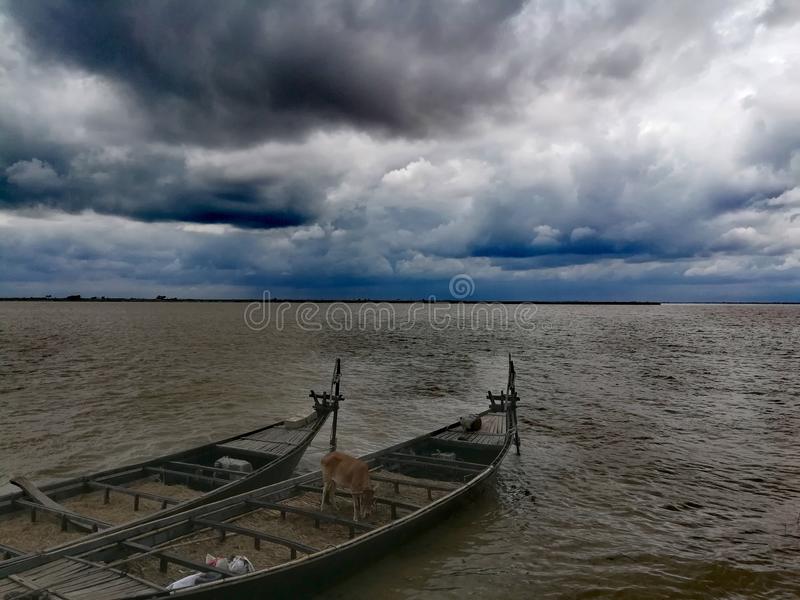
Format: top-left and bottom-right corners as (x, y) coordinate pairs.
(321, 482), (329, 511)
(353, 493), (360, 522)
(330, 481), (339, 509)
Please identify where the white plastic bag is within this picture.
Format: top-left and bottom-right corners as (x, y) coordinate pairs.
(229, 555), (255, 575)
(166, 573), (203, 590)
(205, 554), (229, 571)
(165, 554), (254, 590)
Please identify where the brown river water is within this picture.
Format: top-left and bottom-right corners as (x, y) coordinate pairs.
(1, 301), (799, 599)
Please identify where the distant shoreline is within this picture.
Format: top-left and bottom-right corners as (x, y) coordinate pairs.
(0, 297), (797, 305)
(0, 297), (662, 305)
(6, 296), (800, 305)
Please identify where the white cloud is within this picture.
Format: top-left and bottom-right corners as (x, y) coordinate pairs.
(532, 225), (561, 246)
(290, 224), (326, 241)
(570, 226), (597, 241)
(381, 158), (436, 187)
(5, 158), (62, 190)
(715, 226), (769, 249)
(178, 223), (231, 235)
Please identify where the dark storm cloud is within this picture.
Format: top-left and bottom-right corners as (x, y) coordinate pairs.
(1, 0), (526, 230)
(743, 118), (800, 171)
(6, 0), (525, 146)
(138, 181), (316, 229)
(0, 151), (320, 229)
(759, 0), (800, 28)
(586, 43), (644, 80)
(470, 235), (655, 261)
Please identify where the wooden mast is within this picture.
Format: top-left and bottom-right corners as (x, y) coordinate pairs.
(329, 358), (342, 450)
(507, 353), (521, 455)
(309, 358), (343, 450)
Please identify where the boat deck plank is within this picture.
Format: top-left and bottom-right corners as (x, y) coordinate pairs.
(431, 413), (507, 446)
(433, 429), (506, 446)
(217, 420), (319, 456)
(8, 556), (162, 599)
(0, 578), (30, 598)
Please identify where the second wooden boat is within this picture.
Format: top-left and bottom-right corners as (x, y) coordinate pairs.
(0, 360), (344, 568)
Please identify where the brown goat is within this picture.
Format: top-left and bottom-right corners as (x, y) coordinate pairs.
(320, 451), (375, 521)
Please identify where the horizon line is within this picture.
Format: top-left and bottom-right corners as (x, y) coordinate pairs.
(2, 296), (800, 305)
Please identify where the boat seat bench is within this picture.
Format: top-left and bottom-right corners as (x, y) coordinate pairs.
(144, 466), (223, 487)
(121, 541), (233, 577)
(370, 473), (458, 499)
(164, 461), (247, 478)
(380, 455), (486, 477)
(192, 518), (318, 559)
(296, 484), (423, 519)
(0, 542), (22, 560)
(86, 482), (182, 511)
(385, 453), (488, 470)
(246, 499), (374, 538)
(13, 499), (110, 533)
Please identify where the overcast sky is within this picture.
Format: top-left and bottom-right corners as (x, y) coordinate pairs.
(1, 0), (799, 300)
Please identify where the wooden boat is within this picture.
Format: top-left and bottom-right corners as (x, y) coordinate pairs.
(0, 357), (520, 600)
(0, 360), (345, 568)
